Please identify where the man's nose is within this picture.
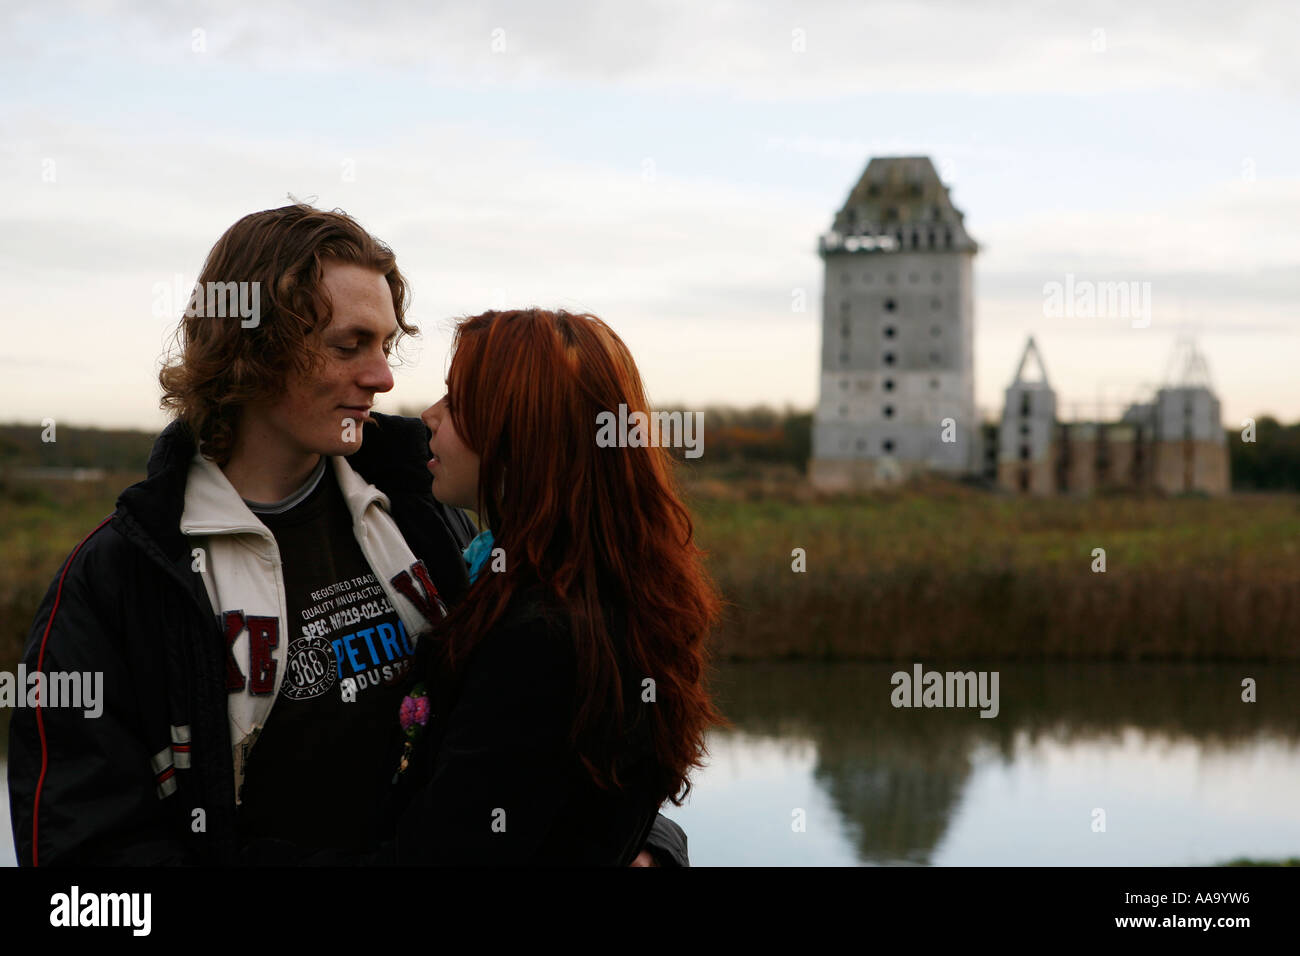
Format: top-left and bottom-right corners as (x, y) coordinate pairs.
(359, 352), (395, 394)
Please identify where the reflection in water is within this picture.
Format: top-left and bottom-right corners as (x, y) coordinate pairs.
(3, 664), (1299, 866)
(665, 662), (1300, 866)
(1, 708), (11, 868)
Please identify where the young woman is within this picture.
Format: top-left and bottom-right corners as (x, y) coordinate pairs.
(392, 308), (727, 865)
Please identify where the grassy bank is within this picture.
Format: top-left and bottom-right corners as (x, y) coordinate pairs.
(3, 473), (1299, 668)
(0, 475), (135, 672)
(688, 480), (1300, 661)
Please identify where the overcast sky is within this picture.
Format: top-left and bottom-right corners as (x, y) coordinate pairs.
(2, 0), (1297, 431)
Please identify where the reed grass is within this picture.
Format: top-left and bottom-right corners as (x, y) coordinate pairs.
(4, 474), (1299, 668)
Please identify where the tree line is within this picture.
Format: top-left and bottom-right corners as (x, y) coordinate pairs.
(2, 412), (1297, 490)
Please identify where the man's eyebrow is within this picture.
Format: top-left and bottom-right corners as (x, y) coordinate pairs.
(327, 323), (399, 340)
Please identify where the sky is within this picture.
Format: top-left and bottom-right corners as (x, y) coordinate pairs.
(1, 0), (1297, 431)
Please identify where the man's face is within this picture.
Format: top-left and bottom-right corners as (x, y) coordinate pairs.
(248, 261), (397, 458)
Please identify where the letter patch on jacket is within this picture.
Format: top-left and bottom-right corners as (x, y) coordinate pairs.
(222, 610), (280, 695)
(389, 559), (449, 627)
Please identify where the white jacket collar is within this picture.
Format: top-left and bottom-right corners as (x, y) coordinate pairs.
(179, 453), (274, 539)
(180, 453), (391, 536)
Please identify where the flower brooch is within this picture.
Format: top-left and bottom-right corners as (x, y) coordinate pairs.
(394, 682), (431, 783)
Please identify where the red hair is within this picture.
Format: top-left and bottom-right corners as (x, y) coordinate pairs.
(437, 309), (727, 805)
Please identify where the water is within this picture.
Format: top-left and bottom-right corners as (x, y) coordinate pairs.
(3, 662), (1298, 866)
(657, 662), (1300, 866)
(1, 709), (11, 868)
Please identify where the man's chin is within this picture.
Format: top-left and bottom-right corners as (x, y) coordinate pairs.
(326, 433), (365, 457)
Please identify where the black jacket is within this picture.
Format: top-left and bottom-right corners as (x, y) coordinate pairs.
(7, 412), (687, 866)
(392, 588), (665, 865)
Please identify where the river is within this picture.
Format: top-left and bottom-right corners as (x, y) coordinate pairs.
(4, 661), (1299, 866)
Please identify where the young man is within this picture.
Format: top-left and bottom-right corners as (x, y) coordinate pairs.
(7, 204), (685, 866)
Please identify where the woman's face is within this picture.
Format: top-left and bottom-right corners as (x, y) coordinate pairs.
(421, 391), (481, 513)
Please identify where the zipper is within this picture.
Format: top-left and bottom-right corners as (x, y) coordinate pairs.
(203, 525), (292, 781)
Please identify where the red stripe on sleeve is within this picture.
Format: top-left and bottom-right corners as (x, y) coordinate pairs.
(31, 515), (114, 867)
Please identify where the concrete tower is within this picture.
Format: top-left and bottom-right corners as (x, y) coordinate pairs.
(998, 336), (1057, 495)
(1149, 337), (1229, 494)
(810, 156), (978, 490)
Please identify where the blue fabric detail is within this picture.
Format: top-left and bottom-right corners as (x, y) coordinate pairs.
(463, 529), (495, 584)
